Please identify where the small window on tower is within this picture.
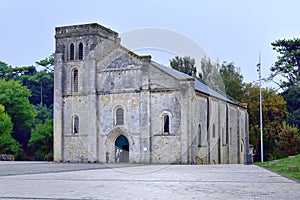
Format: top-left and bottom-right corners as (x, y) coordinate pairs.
(73, 115), (79, 134)
(163, 115), (170, 134)
(78, 42), (83, 60)
(73, 70), (78, 93)
(70, 43), (75, 60)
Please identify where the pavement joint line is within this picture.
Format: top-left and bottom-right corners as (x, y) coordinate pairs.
(0, 177), (296, 184)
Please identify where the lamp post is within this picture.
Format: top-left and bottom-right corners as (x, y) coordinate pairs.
(257, 53), (263, 162)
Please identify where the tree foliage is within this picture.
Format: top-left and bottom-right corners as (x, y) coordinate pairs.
(0, 79), (36, 151)
(274, 122), (300, 159)
(0, 55), (54, 160)
(0, 104), (23, 159)
(199, 57), (224, 91)
(241, 84), (288, 160)
(0, 58), (54, 107)
(170, 56), (197, 76)
(271, 38), (300, 87)
(219, 62), (244, 101)
(271, 38), (300, 133)
(28, 118), (53, 160)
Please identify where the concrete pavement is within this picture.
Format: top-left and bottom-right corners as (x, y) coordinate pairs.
(0, 162), (299, 199)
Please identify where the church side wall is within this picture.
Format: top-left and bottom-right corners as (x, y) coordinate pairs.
(150, 91), (182, 163)
(219, 102), (227, 164)
(191, 94), (208, 164)
(238, 108), (247, 164)
(228, 105), (239, 164)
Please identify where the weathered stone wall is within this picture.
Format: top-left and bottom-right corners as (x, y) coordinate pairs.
(228, 105), (239, 164)
(149, 64), (181, 90)
(97, 92), (142, 163)
(149, 91), (182, 163)
(151, 135), (181, 163)
(239, 108), (247, 164)
(54, 23), (118, 162)
(191, 94), (208, 164)
(62, 95), (97, 162)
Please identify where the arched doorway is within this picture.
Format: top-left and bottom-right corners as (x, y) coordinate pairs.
(115, 135), (129, 163)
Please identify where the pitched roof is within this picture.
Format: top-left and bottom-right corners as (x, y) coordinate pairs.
(150, 61), (241, 106)
(151, 61), (191, 79)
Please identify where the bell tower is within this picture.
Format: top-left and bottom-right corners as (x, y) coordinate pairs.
(53, 23), (119, 162)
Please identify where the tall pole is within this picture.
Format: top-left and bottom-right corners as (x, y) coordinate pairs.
(257, 52), (264, 162)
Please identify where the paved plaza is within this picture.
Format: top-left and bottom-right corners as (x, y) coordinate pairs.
(0, 162), (299, 199)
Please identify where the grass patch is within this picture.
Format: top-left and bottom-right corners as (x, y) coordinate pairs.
(255, 154), (300, 181)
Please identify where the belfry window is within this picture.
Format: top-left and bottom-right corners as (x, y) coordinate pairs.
(116, 108), (124, 125)
(78, 42), (83, 60)
(70, 43), (75, 60)
(73, 115), (79, 134)
(73, 70), (78, 93)
(163, 115), (170, 133)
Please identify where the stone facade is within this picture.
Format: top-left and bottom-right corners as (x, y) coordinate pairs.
(54, 23), (249, 164)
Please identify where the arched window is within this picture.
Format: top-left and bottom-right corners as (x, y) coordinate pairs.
(73, 115), (79, 134)
(78, 42), (83, 60)
(70, 43), (75, 60)
(116, 108), (124, 125)
(163, 115), (169, 133)
(72, 69), (78, 93)
(198, 125), (201, 147)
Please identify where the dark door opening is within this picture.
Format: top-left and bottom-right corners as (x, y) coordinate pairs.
(115, 135), (129, 163)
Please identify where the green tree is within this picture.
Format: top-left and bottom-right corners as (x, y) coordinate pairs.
(241, 84), (288, 161)
(170, 56), (197, 76)
(287, 109), (300, 131)
(36, 54), (54, 72)
(270, 38), (300, 87)
(274, 122), (299, 158)
(281, 83), (300, 131)
(0, 104), (23, 159)
(0, 79), (36, 152)
(28, 118), (53, 160)
(271, 39), (300, 132)
(21, 70), (54, 107)
(0, 61), (14, 80)
(219, 62), (244, 101)
(199, 57), (224, 91)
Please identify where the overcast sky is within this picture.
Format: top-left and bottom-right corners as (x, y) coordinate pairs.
(1, 0), (298, 87)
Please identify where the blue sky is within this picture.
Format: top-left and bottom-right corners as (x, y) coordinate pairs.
(0, 0), (298, 88)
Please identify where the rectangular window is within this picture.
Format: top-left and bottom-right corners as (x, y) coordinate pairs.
(78, 43), (83, 60)
(116, 108), (124, 125)
(73, 116), (79, 134)
(213, 124), (215, 138)
(163, 115), (169, 133)
(70, 43), (75, 61)
(230, 127), (232, 145)
(73, 70), (78, 92)
(198, 125), (201, 147)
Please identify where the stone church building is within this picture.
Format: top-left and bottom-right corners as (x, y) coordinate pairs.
(54, 23), (250, 164)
